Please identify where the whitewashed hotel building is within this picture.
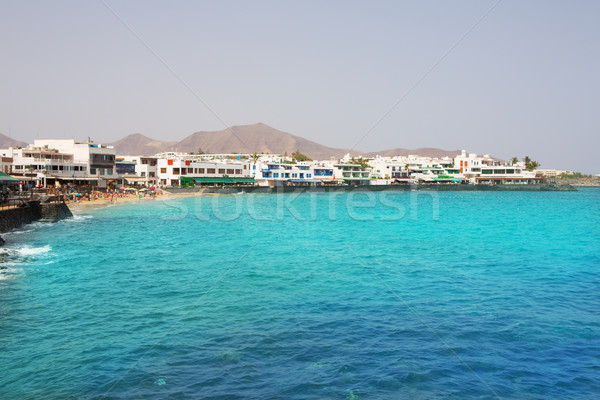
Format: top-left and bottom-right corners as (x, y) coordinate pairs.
(156, 157), (250, 187)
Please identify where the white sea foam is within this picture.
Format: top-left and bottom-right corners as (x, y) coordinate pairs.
(3, 221), (46, 235)
(72, 214), (94, 221)
(15, 245), (52, 256)
(70, 215), (94, 222)
(0, 261), (21, 281)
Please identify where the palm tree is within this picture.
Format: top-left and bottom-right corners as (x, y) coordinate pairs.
(523, 156), (531, 166)
(526, 161), (540, 171)
(510, 157), (518, 165)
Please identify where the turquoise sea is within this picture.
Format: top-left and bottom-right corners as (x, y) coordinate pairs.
(1, 189), (599, 399)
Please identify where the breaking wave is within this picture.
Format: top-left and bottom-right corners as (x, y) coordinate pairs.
(15, 245), (52, 256)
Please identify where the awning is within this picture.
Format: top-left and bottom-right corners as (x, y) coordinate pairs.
(289, 179), (320, 183)
(0, 171), (20, 183)
(184, 177), (256, 184)
(50, 177), (100, 181)
(124, 177), (150, 182)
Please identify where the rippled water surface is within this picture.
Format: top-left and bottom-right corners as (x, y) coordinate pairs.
(1, 189), (599, 399)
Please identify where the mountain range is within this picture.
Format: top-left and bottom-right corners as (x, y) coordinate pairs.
(0, 133), (28, 149)
(108, 123), (461, 159)
(1, 123), (462, 160)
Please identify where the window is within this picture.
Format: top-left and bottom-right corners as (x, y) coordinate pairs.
(307, 173), (311, 178)
(90, 168), (96, 175)
(227, 169), (234, 174)
(198, 168), (205, 174)
(218, 169), (225, 174)
(161, 168), (167, 173)
(149, 172), (155, 177)
(106, 168), (113, 175)
(207, 168), (215, 174)
(235, 169), (241, 174)
(173, 168), (180, 175)
(274, 173), (279, 178)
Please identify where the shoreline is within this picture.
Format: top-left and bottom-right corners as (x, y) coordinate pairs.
(66, 190), (213, 214)
(69, 183), (581, 213)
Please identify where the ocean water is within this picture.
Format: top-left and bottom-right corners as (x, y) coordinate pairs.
(1, 189), (599, 399)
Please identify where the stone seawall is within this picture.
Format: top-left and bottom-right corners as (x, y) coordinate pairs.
(0, 201), (42, 234)
(40, 203), (73, 222)
(0, 201), (73, 239)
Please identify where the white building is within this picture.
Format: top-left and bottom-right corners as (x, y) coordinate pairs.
(453, 150), (540, 184)
(364, 150), (543, 184)
(117, 156), (158, 186)
(1, 146), (88, 187)
(247, 155), (350, 186)
(33, 139), (116, 180)
(1, 156), (12, 174)
(156, 157), (251, 187)
(331, 163), (372, 185)
(535, 169), (574, 177)
(0, 139), (116, 188)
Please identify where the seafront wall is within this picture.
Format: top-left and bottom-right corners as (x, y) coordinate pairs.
(164, 183), (576, 195)
(40, 203), (73, 222)
(0, 201), (72, 237)
(0, 201), (42, 234)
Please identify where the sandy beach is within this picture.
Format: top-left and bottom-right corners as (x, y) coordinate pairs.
(66, 190), (209, 213)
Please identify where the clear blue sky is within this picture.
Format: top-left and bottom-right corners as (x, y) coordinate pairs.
(1, 0), (598, 172)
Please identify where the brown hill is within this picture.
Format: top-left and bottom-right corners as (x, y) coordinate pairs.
(0, 133), (28, 148)
(110, 133), (177, 157)
(171, 123), (357, 160)
(364, 147), (462, 158)
(109, 123), (465, 160)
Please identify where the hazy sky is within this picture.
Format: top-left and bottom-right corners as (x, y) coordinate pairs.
(1, 1), (598, 172)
